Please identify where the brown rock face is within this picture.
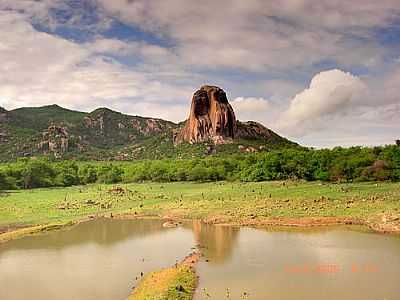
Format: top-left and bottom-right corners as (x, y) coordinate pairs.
(39, 125), (69, 158)
(175, 85), (236, 144)
(0, 107), (8, 122)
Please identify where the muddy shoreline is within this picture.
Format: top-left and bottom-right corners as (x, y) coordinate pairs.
(1, 211), (399, 244)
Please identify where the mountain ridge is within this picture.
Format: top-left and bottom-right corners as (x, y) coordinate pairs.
(0, 90), (299, 161)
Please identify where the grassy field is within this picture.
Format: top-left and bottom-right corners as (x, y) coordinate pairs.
(0, 181), (399, 233)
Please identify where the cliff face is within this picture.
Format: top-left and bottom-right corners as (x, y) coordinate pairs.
(38, 125), (69, 159)
(175, 85), (236, 144)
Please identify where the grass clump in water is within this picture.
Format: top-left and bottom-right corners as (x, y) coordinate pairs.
(129, 253), (199, 300)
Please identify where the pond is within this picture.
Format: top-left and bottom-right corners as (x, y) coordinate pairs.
(0, 219), (399, 300)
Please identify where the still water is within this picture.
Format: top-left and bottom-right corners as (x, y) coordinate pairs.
(0, 219), (399, 300)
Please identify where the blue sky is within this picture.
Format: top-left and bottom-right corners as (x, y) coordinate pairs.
(0, 0), (399, 147)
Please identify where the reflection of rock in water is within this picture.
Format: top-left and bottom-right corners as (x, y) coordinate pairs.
(1, 218), (168, 251)
(190, 220), (239, 264)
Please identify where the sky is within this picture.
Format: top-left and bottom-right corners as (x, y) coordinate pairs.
(0, 0), (399, 148)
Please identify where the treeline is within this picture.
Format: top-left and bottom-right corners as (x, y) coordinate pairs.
(0, 145), (399, 189)
(0, 161), (124, 189)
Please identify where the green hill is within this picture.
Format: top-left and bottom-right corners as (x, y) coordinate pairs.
(0, 105), (299, 161)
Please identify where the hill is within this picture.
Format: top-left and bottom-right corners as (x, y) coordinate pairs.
(0, 87), (298, 161)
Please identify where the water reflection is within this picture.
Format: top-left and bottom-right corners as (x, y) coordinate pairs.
(0, 218), (168, 251)
(0, 219), (194, 300)
(194, 227), (400, 300)
(0, 219), (399, 300)
(189, 220), (239, 263)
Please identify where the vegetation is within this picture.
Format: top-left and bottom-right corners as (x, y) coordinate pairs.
(0, 223), (71, 243)
(0, 180), (399, 232)
(0, 145), (399, 191)
(129, 253), (199, 300)
(0, 104), (294, 161)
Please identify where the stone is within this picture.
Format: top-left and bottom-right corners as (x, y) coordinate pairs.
(174, 85), (290, 147)
(0, 107), (8, 122)
(175, 85), (236, 144)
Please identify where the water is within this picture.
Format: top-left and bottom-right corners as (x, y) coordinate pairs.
(192, 224), (400, 300)
(0, 219), (195, 300)
(0, 219), (399, 300)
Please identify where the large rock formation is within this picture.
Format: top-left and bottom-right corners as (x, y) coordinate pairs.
(175, 85), (237, 144)
(38, 125), (69, 159)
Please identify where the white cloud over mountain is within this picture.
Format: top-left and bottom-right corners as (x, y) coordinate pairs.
(0, 10), (191, 121)
(278, 69), (367, 136)
(0, 0), (399, 147)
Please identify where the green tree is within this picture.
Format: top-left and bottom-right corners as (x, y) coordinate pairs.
(22, 160), (56, 188)
(78, 164), (98, 184)
(97, 165), (124, 184)
(54, 161), (80, 187)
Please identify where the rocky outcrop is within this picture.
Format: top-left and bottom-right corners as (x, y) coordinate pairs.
(131, 118), (166, 134)
(0, 107), (8, 122)
(39, 125), (69, 158)
(175, 85), (236, 144)
(0, 98), (295, 161)
(84, 108), (171, 137)
(236, 121), (284, 143)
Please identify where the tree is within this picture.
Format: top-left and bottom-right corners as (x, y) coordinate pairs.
(79, 165), (98, 184)
(97, 165), (123, 184)
(55, 161), (80, 186)
(0, 171), (11, 190)
(22, 160), (56, 188)
(187, 165), (210, 181)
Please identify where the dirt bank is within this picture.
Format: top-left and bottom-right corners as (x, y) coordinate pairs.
(1, 212), (399, 244)
(129, 252), (200, 300)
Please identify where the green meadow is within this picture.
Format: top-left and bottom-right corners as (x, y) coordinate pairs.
(1, 181), (399, 229)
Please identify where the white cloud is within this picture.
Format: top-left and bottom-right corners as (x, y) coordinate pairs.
(0, 1), (399, 147)
(0, 0), (112, 33)
(231, 97), (270, 113)
(382, 67), (400, 105)
(231, 96), (284, 126)
(226, 68), (399, 147)
(0, 11), (191, 122)
(277, 69), (366, 136)
(0, 0), (60, 25)
(255, 68), (399, 147)
(97, 0), (397, 71)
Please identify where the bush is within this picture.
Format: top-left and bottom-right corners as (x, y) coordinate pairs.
(97, 165), (124, 184)
(0, 170), (15, 190)
(79, 165), (98, 184)
(54, 162), (80, 187)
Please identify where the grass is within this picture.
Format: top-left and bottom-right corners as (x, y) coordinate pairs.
(0, 181), (399, 234)
(0, 223), (71, 243)
(129, 253), (199, 300)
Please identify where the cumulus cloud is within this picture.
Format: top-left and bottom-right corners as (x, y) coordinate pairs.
(0, 1), (399, 147)
(97, 0), (397, 71)
(277, 69), (366, 136)
(229, 68), (399, 147)
(0, 11), (191, 121)
(231, 97), (270, 113)
(261, 68), (399, 146)
(231, 96), (284, 125)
